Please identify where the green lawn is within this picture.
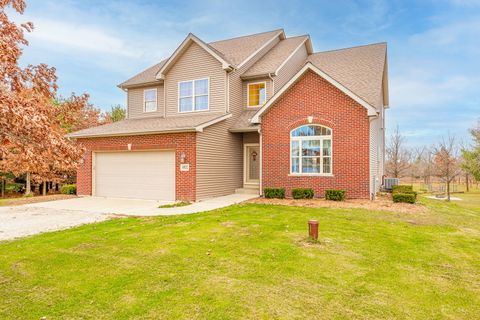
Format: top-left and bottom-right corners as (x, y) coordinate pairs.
(0, 193), (479, 319)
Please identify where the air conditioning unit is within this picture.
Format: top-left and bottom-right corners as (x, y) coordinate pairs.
(384, 178), (399, 190)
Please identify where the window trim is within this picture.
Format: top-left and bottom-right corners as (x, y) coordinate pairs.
(290, 125), (333, 176)
(178, 77), (210, 113)
(247, 81), (267, 108)
(143, 88), (157, 113)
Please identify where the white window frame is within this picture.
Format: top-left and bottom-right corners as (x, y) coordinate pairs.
(247, 81), (267, 108)
(178, 78), (210, 113)
(289, 125), (333, 176)
(143, 88), (157, 113)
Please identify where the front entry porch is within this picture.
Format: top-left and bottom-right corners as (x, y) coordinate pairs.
(243, 143), (260, 188)
(235, 132), (261, 195)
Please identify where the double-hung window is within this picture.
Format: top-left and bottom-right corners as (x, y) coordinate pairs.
(179, 78), (209, 112)
(291, 125), (332, 174)
(144, 89), (157, 112)
(247, 82), (266, 107)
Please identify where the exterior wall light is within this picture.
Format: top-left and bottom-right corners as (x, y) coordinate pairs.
(180, 152), (186, 163)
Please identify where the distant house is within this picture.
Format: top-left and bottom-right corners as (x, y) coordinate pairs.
(68, 29), (389, 201)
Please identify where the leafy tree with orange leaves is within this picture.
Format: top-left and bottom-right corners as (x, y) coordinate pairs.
(0, 0), (97, 195)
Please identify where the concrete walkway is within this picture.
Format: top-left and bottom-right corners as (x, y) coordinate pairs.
(24, 193), (259, 216)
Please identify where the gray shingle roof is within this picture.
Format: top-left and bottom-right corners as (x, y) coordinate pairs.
(118, 60), (167, 88)
(242, 35), (309, 78)
(209, 29), (284, 67)
(119, 30), (284, 88)
(229, 109), (260, 132)
(307, 42), (387, 108)
(67, 113), (228, 138)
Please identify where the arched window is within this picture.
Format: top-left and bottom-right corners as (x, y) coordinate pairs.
(290, 125), (332, 174)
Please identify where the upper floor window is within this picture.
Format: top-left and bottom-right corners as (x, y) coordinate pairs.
(179, 78), (209, 113)
(291, 125), (332, 174)
(144, 89), (157, 112)
(248, 82), (266, 107)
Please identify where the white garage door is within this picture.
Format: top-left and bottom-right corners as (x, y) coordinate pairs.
(94, 151), (175, 201)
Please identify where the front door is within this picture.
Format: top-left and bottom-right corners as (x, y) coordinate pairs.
(244, 144), (260, 185)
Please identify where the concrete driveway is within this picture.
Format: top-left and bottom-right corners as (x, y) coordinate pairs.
(0, 205), (113, 241)
(0, 194), (258, 241)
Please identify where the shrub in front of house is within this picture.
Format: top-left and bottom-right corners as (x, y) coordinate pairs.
(264, 188), (286, 199)
(292, 188), (314, 199)
(393, 192), (416, 204)
(325, 189), (346, 201)
(60, 184), (77, 195)
(392, 185), (413, 194)
(392, 185), (417, 203)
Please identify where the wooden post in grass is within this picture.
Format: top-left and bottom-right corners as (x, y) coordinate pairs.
(308, 220), (319, 240)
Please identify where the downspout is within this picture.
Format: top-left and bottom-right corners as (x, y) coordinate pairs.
(258, 126), (263, 196)
(268, 73), (275, 94)
(164, 81), (167, 118)
(226, 71), (230, 113)
(119, 86), (129, 119)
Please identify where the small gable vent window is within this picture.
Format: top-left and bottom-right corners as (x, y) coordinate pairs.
(291, 125), (332, 175)
(179, 78), (209, 113)
(248, 82), (266, 107)
(143, 89), (157, 112)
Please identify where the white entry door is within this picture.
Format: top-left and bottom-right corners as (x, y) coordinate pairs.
(94, 151), (175, 201)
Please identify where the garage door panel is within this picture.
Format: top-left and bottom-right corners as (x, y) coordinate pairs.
(94, 151), (175, 201)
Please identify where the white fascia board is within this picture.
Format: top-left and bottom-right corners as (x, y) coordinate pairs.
(236, 30), (285, 69)
(274, 37), (309, 75)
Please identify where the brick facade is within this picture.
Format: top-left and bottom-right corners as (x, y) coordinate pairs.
(76, 133), (196, 201)
(261, 70), (370, 199)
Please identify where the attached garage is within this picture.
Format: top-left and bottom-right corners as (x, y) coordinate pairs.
(93, 151), (175, 201)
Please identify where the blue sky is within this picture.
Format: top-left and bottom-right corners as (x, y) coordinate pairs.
(12, 0), (480, 146)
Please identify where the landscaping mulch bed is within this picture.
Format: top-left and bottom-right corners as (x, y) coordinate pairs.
(246, 195), (427, 214)
(0, 194), (77, 206)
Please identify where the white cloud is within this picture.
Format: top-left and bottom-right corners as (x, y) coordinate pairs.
(390, 74), (474, 107)
(341, 0), (399, 35)
(25, 18), (143, 58)
(410, 19), (480, 53)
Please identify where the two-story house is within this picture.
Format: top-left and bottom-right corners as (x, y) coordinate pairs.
(68, 29), (389, 202)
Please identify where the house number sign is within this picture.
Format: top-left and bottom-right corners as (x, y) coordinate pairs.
(180, 164), (190, 171)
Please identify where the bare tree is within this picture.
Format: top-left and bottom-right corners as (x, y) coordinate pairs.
(418, 147), (434, 186)
(433, 135), (461, 201)
(386, 126), (410, 178)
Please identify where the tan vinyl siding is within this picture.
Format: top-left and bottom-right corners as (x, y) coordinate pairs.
(164, 42), (226, 117)
(242, 79), (273, 109)
(127, 85), (165, 119)
(274, 44), (308, 93)
(196, 118), (243, 200)
(243, 132), (259, 144)
(228, 36), (280, 117)
(195, 34), (280, 199)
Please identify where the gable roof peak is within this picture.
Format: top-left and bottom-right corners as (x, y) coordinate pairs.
(209, 28), (285, 45)
(155, 33), (234, 80)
